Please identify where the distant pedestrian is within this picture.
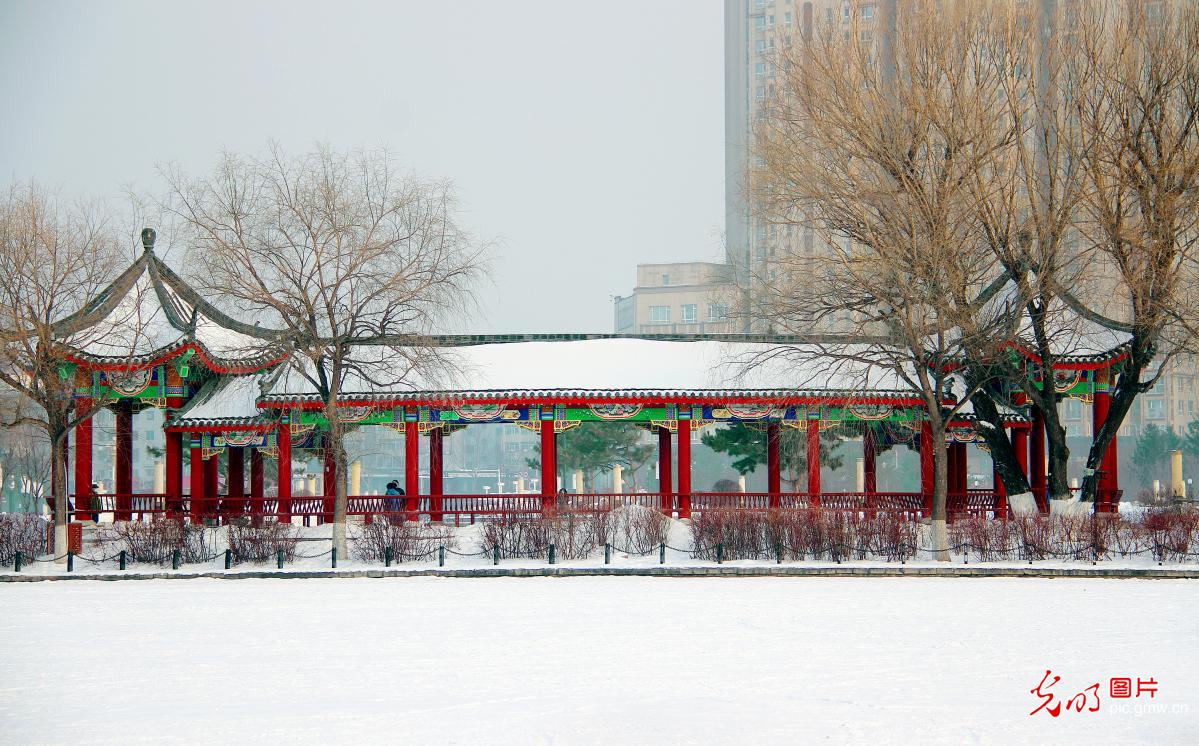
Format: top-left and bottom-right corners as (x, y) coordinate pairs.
(385, 481), (403, 514)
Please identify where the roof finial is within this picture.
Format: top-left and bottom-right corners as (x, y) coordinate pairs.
(141, 227), (157, 253)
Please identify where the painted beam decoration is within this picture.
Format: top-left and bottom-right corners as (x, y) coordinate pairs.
(75, 365), (191, 405)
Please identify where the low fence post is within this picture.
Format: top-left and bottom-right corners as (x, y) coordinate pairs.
(604, 543), (611, 565)
(331, 547), (337, 569)
(224, 549), (232, 570)
(493, 544), (500, 566)
(172, 549), (180, 570)
(716, 543), (724, 565)
(14, 551), (21, 573)
(277, 548), (284, 569)
(548, 543), (556, 565)
(119, 550), (127, 571)
(67, 551), (74, 573)
(385, 547), (393, 568)
(659, 542), (665, 564)
(775, 541), (783, 565)
(439, 545), (445, 567)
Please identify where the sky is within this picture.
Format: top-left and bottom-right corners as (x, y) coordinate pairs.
(0, 0), (726, 333)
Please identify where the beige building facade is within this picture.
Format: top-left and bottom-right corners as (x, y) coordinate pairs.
(613, 262), (736, 334)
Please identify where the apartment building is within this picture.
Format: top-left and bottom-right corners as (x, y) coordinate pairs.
(613, 261), (736, 334)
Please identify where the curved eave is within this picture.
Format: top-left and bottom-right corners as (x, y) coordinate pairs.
(64, 340), (288, 375)
(165, 417), (276, 433)
(257, 388), (930, 409)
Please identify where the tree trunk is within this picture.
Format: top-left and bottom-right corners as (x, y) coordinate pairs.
(1041, 399), (1072, 501)
(1081, 349), (1149, 503)
(325, 402), (349, 559)
(929, 418), (950, 562)
(52, 426), (69, 564)
(964, 386), (1032, 496)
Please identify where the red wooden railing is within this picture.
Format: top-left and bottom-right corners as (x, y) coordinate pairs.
(62, 489), (1023, 524)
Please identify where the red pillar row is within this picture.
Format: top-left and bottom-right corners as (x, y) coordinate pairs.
(658, 426), (673, 516)
(115, 402), (133, 521)
(204, 451), (219, 522)
(277, 421), (292, 523)
(74, 398), (93, 521)
(406, 420), (420, 520)
(165, 431), (183, 518)
(540, 420), (556, 515)
(807, 419), (821, 507)
(766, 422), (781, 509)
(677, 419), (692, 519)
(429, 427), (444, 522)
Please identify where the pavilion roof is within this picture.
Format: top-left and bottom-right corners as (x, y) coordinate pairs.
(52, 249), (285, 373)
(168, 373), (279, 430)
(258, 339), (927, 407)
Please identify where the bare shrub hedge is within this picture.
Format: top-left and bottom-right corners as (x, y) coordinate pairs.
(0, 513), (48, 561)
(354, 519), (458, 562)
(227, 520), (300, 563)
(97, 519), (212, 564)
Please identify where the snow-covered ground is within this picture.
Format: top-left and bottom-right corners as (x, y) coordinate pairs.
(2, 577), (1196, 744)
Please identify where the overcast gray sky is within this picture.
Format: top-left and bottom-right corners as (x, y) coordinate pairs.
(0, 0), (725, 333)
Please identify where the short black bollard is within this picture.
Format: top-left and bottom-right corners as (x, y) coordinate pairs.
(776, 542), (783, 565)
(332, 547), (338, 569)
(604, 543), (611, 565)
(224, 549), (232, 570)
(120, 550), (127, 571)
(172, 549), (181, 570)
(493, 544), (500, 566)
(385, 546), (393, 567)
(659, 542), (665, 564)
(438, 545), (445, 567)
(14, 551), (21, 573)
(67, 552), (74, 572)
(716, 544), (724, 564)
(277, 548), (284, 569)
(548, 543), (556, 565)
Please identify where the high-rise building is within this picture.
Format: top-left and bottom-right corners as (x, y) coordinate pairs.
(613, 261), (736, 334)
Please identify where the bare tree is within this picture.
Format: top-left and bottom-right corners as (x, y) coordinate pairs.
(1070, 2), (1199, 504)
(165, 144), (485, 556)
(753, 2), (1013, 557)
(0, 183), (132, 557)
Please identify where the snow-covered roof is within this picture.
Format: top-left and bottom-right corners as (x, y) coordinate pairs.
(170, 373), (277, 429)
(261, 339), (923, 405)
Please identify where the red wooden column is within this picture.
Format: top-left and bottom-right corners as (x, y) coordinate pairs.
(766, 422), (781, 509)
(429, 427), (444, 522)
(920, 421), (935, 516)
(250, 447), (264, 525)
(947, 441), (966, 519)
(74, 398), (94, 521)
(277, 420), (292, 523)
(115, 402), (133, 521)
(227, 446), (245, 517)
(540, 420), (557, 515)
(677, 418), (692, 519)
(863, 426), (877, 517)
(189, 438), (205, 524)
(405, 420), (420, 521)
(658, 426), (673, 516)
(322, 447), (337, 525)
(1030, 405), (1048, 513)
(807, 419), (821, 507)
(204, 451), (219, 523)
(863, 426), (877, 494)
(1092, 368), (1120, 513)
(165, 431), (183, 519)
(993, 431), (1008, 519)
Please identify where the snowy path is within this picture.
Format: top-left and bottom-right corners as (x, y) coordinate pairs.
(2, 577), (1196, 744)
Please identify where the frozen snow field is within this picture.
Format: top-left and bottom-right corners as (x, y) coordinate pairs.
(2, 577), (1196, 744)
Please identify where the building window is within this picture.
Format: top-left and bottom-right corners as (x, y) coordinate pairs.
(862, 4), (874, 20)
(681, 304), (697, 323)
(756, 16), (766, 30)
(708, 303), (729, 321)
(785, 11), (792, 24)
(755, 86), (765, 100)
(649, 306), (670, 324)
(756, 39), (766, 53)
(661, 273), (670, 286)
(1065, 399), (1082, 419)
(1147, 399), (1165, 419)
(756, 62), (766, 76)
